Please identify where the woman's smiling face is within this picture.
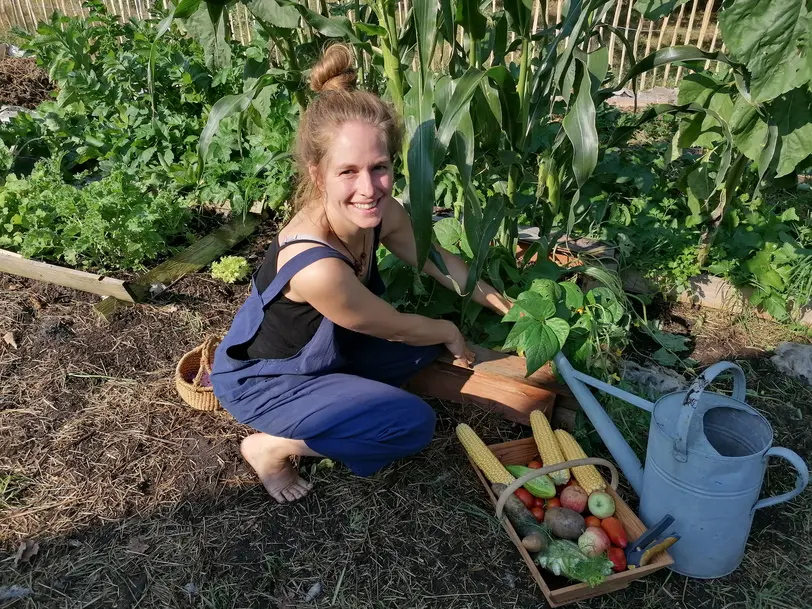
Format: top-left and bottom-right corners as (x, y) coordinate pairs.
(312, 120), (394, 230)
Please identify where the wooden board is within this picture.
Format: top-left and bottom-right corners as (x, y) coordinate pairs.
(406, 344), (570, 424)
(0, 249), (135, 302)
(94, 213), (263, 320)
(471, 437), (672, 607)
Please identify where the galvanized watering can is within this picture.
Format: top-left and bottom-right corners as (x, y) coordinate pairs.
(553, 353), (810, 579)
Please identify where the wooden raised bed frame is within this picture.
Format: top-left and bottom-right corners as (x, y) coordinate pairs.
(471, 437), (672, 607)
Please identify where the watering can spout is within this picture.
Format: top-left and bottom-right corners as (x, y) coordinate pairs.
(553, 353), (651, 496)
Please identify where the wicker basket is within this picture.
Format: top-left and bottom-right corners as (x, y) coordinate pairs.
(175, 336), (222, 412)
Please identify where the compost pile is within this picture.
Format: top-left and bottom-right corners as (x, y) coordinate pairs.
(0, 57), (53, 108)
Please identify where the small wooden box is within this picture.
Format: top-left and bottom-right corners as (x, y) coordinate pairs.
(468, 437), (672, 607)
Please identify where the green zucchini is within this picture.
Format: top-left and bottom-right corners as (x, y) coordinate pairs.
(492, 483), (550, 553)
(505, 465), (556, 498)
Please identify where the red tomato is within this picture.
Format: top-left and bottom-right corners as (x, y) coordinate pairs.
(527, 460), (543, 469)
(607, 547), (627, 572)
(546, 497), (561, 509)
(531, 506), (545, 522)
(585, 515), (602, 528)
(514, 488), (535, 509)
(534, 497), (545, 508)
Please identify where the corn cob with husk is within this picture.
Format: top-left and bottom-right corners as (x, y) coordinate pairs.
(529, 410), (570, 485)
(554, 429), (607, 494)
(456, 423), (515, 485)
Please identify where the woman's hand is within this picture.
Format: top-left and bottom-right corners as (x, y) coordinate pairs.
(443, 321), (475, 367)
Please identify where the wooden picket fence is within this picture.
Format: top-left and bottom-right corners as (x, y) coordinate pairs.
(1, 0), (723, 90)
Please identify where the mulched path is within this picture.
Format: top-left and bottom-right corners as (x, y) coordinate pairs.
(0, 57), (54, 108)
(1, 225), (811, 608)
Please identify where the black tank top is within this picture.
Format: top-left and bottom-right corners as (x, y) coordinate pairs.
(245, 224), (383, 360)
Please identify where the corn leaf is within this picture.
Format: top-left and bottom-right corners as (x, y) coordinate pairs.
(562, 58), (598, 188)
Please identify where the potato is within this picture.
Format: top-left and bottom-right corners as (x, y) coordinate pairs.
(544, 507), (586, 540)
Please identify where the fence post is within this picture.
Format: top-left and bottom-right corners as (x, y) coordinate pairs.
(661, 1), (686, 87)
(607, 0), (623, 78)
(704, 22), (720, 70)
(618, 0), (634, 77)
(638, 19), (656, 90)
(674, 0), (700, 83)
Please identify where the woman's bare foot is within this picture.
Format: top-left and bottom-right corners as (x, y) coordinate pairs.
(240, 433), (315, 503)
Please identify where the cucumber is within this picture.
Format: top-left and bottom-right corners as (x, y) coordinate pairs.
(504, 465), (556, 498)
(492, 483), (549, 554)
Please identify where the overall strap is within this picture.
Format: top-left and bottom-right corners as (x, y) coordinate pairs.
(258, 246), (351, 303)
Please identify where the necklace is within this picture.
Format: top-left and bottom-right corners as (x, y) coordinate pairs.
(325, 215), (367, 278)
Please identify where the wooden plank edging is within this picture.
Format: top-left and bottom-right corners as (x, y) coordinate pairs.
(94, 213), (264, 320)
(0, 248), (135, 302)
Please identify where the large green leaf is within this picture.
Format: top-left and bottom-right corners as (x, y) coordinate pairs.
(676, 73), (735, 149)
(287, 2), (371, 49)
(185, 2), (232, 72)
(770, 86), (812, 177)
(243, 0), (300, 29)
(413, 0), (441, 85)
(562, 58), (598, 188)
(198, 91), (255, 176)
(514, 291), (556, 320)
(729, 96), (769, 162)
(633, 0), (690, 20)
(462, 195), (505, 296)
(614, 45), (731, 91)
(503, 0), (532, 35)
(525, 324), (563, 375)
(718, 0), (810, 103)
(456, 0), (487, 41)
(148, 0), (202, 108)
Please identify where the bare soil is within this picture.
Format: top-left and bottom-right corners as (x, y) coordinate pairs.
(1, 226), (811, 608)
(0, 57), (54, 108)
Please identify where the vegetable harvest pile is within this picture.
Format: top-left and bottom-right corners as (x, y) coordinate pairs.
(456, 416), (631, 587)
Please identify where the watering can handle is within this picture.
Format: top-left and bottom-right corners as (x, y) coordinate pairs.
(752, 447), (810, 512)
(673, 362), (747, 462)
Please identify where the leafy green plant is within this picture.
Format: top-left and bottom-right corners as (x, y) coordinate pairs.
(0, 158), (192, 271)
(211, 255), (251, 283)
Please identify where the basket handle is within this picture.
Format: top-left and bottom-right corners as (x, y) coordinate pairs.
(494, 458), (619, 522)
(192, 336), (219, 388)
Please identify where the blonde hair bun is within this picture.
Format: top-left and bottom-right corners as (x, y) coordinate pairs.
(310, 44), (358, 93)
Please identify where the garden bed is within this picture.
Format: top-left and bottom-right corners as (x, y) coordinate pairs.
(1, 260), (810, 608)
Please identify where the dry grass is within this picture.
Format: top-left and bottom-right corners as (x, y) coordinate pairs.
(1, 240), (811, 608)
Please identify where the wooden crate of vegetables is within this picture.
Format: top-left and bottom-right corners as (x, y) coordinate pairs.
(456, 414), (672, 607)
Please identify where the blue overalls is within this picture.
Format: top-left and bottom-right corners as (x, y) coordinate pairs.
(210, 242), (443, 477)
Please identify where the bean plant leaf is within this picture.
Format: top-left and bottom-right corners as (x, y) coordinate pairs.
(528, 278), (561, 305)
(634, 0), (690, 20)
(546, 318), (571, 352)
(514, 291), (556, 320)
(718, 0), (810, 104)
(559, 281), (584, 310)
(524, 324), (562, 376)
(434, 217), (464, 252)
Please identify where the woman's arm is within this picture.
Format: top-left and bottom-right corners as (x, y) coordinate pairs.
(381, 198), (513, 315)
(287, 249), (473, 363)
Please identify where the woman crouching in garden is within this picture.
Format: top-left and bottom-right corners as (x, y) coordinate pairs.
(211, 44), (512, 504)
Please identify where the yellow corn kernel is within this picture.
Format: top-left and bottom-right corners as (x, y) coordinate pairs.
(530, 410), (570, 485)
(456, 424), (515, 485)
(554, 429), (607, 494)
